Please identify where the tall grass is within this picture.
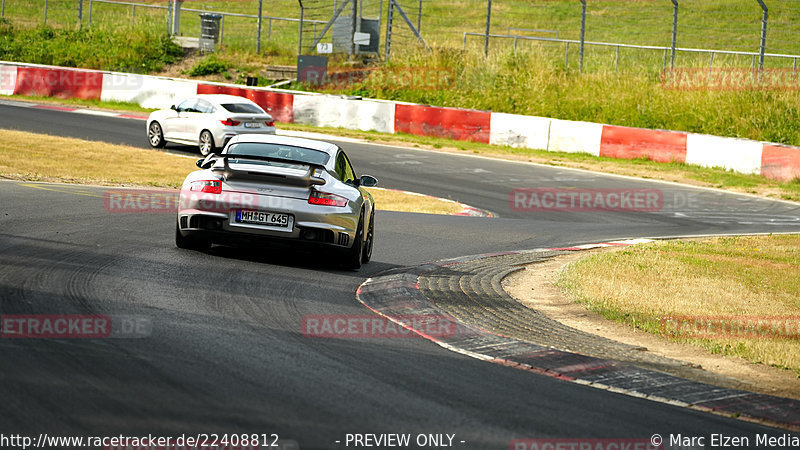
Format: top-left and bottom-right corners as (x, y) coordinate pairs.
(0, 20), (182, 72)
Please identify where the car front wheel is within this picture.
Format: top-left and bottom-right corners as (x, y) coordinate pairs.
(199, 130), (215, 156)
(148, 121), (166, 148)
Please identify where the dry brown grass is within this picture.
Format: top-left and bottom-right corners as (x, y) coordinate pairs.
(557, 235), (800, 375)
(0, 129), (197, 187)
(367, 188), (463, 215)
(0, 129), (461, 214)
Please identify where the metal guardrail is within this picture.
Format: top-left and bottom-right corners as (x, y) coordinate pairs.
(507, 27), (558, 39)
(463, 32), (800, 71)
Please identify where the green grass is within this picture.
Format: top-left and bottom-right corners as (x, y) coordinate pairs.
(187, 54), (230, 76)
(0, 19), (182, 72)
(6, 0), (800, 66)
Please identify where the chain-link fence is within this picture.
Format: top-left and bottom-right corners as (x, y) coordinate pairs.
(2, 0), (799, 72)
(456, 0), (800, 72)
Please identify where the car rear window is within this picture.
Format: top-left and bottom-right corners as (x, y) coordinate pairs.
(226, 142), (330, 167)
(220, 103), (266, 114)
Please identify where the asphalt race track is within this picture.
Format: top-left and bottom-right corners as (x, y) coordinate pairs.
(2, 102), (800, 449)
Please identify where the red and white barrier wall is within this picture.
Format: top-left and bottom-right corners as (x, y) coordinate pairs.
(1, 60), (799, 182)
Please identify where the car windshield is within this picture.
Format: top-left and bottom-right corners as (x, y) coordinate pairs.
(220, 103), (265, 114)
(226, 142), (330, 167)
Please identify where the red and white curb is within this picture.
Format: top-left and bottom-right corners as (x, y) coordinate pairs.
(548, 238), (654, 251)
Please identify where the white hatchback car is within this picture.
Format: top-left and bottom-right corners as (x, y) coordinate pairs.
(146, 94), (277, 155)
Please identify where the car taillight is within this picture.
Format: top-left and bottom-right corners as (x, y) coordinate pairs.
(190, 180), (222, 194)
(265, 120), (275, 127)
(308, 190), (348, 207)
(220, 118), (241, 126)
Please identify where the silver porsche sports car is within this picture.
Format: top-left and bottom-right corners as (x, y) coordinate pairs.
(175, 134), (378, 270)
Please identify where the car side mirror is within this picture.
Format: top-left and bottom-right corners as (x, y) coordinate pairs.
(170, 105), (178, 111)
(358, 175), (378, 187)
(196, 158), (205, 168)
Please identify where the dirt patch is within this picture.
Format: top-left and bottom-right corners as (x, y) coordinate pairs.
(155, 51), (205, 79)
(502, 249), (800, 400)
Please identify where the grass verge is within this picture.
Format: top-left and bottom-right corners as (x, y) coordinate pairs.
(0, 128), (461, 215)
(0, 21), (182, 72)
(557, 235), (800, 376)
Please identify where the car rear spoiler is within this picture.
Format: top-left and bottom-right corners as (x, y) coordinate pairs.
(204, 154), (327, 187)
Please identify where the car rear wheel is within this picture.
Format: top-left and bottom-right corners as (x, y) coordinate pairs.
(175, 222), (210, 251)
(148, 121), (166, 148)
(344, 213), (365, 270)
(362, 211), (374, 263)
(199, 130), (215, 156)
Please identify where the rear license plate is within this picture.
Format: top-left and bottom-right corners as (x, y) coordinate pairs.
(235, 210), (291, 228)
(244, 122), (262, 128)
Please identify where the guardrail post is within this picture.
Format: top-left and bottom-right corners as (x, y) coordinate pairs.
(484, 0), (492, 56)
(131, 4), (135, 25)
(220, 15), (224, 45)
(2, 0), (5, 19)
(298, 1), (303, 58)
(171, 0), (182, 35)
(670, 0), (678, 69)
(615, 45), (619, 72)
(756, 0), (768, 72)
(268, 18), (272, 39)
(385, 0), (393, 60)
(78, 0), (82, 23)
(417, 0), (422, 33)
(565, 41), (569, 69)
(351, 0), (358, 56)
(89, 0), (93, 27)
(579, 0), (586, 73)
(257, 0), (263, 53)
(44, 0), (48, 24)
